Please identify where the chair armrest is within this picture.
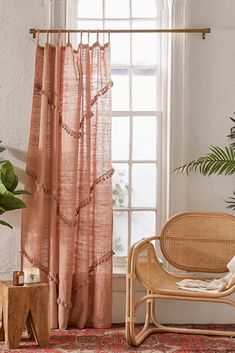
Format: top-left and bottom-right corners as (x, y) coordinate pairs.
(132, 235), (160, 250)
(127, 235), (162, 275)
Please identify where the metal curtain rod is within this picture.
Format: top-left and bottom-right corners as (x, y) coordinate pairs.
(30, 28), (211, 40)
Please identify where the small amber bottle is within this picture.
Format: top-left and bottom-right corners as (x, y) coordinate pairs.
(13, 270), (24, 286)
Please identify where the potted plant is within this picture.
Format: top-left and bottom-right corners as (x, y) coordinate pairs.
(175, 117), (235, 210)
(0, 141), (30, 228)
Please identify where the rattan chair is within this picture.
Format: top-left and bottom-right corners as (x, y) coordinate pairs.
(126, 211), (235, 346)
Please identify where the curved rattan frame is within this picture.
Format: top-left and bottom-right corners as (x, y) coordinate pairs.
(160, 212), (235, 273)
(125, 212), (235, 346)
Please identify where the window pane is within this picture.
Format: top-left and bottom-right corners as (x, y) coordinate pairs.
(78, 0), (103, 18)
(113, 211), (128, 256)
(132, 68), (157, 111)
(132, 20), (158, 65)
(105, 20), (130, 29)
(132, 164), (156, 207)
(131, 211), (155, 244)
(112, 117), (129, 160)
(133, 117), (156, 160)
(110, 37), (130, 64)
(132, 0), (157, 18)
(132, 33), (158, 65)
(112, 163), (129, 208)
(105, 0), (130, 18)
(112, 69), (130, 110)
(76, 20), (103, 29)
(75, 20), (103, 43)
(132, 19), (158, 29)
(105, 21), (130, 64)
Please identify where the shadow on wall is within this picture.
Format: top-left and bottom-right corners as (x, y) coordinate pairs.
(7, 146), (27, 184)
(7, 146), (27, 162)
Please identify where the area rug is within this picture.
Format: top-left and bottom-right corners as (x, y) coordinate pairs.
(1, 325), (235, 353)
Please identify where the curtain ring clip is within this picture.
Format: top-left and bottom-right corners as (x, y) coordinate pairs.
(57, 30), (61, 44)
(87, 30), (90, 45)
(46, 30), (49, 44)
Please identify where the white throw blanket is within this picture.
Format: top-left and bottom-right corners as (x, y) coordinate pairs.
(176, 256), (235, 293)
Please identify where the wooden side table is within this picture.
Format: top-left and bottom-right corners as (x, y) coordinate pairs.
(0, 281), (49, 349)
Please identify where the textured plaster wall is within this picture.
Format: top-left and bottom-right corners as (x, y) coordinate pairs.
(0, 0), (49, 279)
(184, 0), (235, 214)
(171, 0), (235, 216)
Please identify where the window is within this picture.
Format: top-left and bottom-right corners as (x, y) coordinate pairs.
(71, 0), (168, 272)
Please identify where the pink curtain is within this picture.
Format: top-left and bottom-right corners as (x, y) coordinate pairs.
(21, 38), (114, 330)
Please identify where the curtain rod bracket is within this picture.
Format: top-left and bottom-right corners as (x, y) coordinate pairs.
(203, 28), (211, 39)
(32, 28), (36, 39)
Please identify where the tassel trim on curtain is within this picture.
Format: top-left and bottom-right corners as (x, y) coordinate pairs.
(20, 248), (115, 309)
(23, 163), (115, 309)
(34, 79), (113, 140)
(26, 166), (115, 226)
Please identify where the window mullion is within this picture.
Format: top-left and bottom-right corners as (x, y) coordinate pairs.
(114, 207), (157, 211)
(112, 111), (160, 117)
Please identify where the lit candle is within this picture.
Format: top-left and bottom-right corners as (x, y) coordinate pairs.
(23, 267), (40, 284)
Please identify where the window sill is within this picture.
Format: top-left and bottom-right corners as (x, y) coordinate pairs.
(113, 267), (126, 279)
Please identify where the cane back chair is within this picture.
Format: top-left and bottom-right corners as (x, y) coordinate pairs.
(126, 212), (235, 346)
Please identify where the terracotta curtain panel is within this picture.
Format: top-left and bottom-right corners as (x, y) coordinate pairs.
(21, 39), (114, 330)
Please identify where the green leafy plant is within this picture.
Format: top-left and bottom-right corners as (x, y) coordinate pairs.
(175, 117), (235, 211)
(112, 169), (129, 208)
(0, 141), (30, 228)
(176, 145), (235, 176)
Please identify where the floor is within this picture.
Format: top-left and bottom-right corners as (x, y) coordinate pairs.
(1, 325), (235, 353)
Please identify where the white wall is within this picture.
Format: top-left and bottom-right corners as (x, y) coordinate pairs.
(1, 0), (235, 325)
(171, 0), (235, 216)
(0, 0), (50, 279)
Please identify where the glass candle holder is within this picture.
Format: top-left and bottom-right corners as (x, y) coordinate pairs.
(23, 267), (40, 284)
(13, 270), (24, 286)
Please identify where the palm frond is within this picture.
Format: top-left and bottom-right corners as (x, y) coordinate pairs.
(175, 145), (235, 176)
(226, 191), (235, 212)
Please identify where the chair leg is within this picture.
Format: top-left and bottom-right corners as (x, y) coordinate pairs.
(126, 292), (163, 346)
(125, 246), (166, 346)
(125, 247), (163, 346)
(140, 294), (235, 340)
(149, 292), (161, 327)
(127, 289), (235, 347)
(125, 273), (136, 345)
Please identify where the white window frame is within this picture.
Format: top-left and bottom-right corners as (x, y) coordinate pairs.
(52, 0), (187, 274)
(112, 111), (162, 272)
